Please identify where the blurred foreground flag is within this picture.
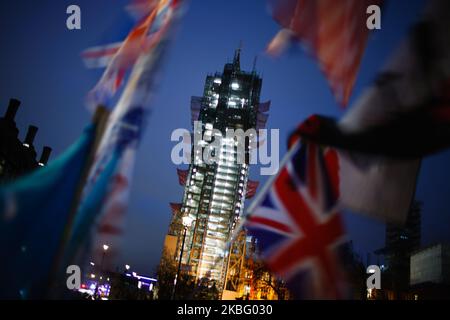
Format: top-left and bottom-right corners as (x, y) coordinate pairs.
(267, 0), (382, 107)
(337, 0), (450, 155)
(338, 150), (419, 224)
(288, 0), (450, 223)
(82, 42), (122, 69)
(67, 0), (184, 271)
(245, 141), (348, 299)
(0, 125), (95, 299)
(290, 117), (420, 224)
(294, 109), (450, 159)
(86, 0), (173, 108)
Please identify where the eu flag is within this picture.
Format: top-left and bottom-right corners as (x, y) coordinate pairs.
(0, 125), (95, 299)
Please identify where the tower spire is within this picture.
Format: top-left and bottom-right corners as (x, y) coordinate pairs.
(233, 41), (242, 70)
(252, 55), (258, 73)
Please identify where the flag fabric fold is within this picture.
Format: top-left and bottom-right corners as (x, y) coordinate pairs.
(245, 141), (348, 299)
(289, 116), (421, 224)
(69, 0), (184, 272)
(338, 0), (450, 137)
(267, 0), (382, 107)
(286, 0), (450, 223)
(81, 42), (122, 69)
(86, 0), (173, 108)
(62, 149), (122, 272)
(292, 109), (450, 159)
(338, 151), (420, 224)
(0, 125), (96, 299)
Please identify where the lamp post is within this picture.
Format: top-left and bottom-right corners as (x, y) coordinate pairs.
(171, 215), (193, 300)
(96, 244), (109, 299)
(101, 244), (109, 273)
(89, 261), (95, 275)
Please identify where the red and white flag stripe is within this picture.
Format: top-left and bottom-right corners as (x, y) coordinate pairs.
(81, 42), (122, 69)
(267, 0), (382, 107)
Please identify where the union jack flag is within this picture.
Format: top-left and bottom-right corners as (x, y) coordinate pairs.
(176, 168), (188, 186)
(85, 0), (175, 108)
(69, 0), (184, 271)
(266, 0), (382, 107)
(169, 202), (182, 215)
(245, 141), (348, 299)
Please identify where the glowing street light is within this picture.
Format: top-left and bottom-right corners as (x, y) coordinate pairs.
(125, 264), (130, 270)
(100, 244), (109, 273)
(95, 244), (110, 300)
(171, 215), (194, 300)
(182, 216), (194, 228)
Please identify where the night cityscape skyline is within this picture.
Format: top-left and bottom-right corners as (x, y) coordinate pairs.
(1, 0), (449, 293)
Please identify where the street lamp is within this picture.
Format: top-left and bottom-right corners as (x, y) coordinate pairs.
(89, 261), (95, 275)
(171, 215), (194, 300)
(125, 264), (130, 271)
(96, 244), (109, 299)
(100, 244), (109, 272)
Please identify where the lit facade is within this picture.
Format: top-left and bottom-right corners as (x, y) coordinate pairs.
(167, 50), (262, 292)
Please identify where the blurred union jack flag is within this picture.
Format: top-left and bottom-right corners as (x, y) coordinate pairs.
(84, 0), (176, 108)
(68, 0), (184, 271)
(245, 141), (348, 299)
(267, 0), (382, 107)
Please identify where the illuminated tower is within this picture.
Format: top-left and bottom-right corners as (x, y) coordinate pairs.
(165, 50), (268, 295)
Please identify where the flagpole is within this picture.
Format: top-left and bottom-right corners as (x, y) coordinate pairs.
(47, 105), (110, 298)
(213, 140), (302, 284)
(231, 139), (301, 242)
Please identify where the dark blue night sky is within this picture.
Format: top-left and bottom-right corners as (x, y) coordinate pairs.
(1, 0), (449, 275)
